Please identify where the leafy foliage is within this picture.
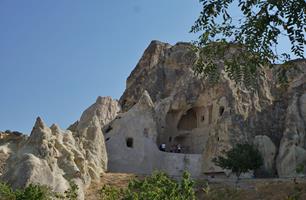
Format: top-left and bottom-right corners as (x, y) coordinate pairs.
(213, 143), (263, 179)
(0, 183), (55, 200)
(99, 185), (124, 200)
(0, 181), (78, 200)
(63, 181), (79, 200)
(192, 41), (263, 89)
(99, 171), (196, 200)
(191, 0), (305, 87)
(0, 182), (16, 200)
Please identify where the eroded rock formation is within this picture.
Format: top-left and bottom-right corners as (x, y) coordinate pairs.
(0, 40), (305, 199)
(0, 97), (120, 199)
(109, 41), (306, 178)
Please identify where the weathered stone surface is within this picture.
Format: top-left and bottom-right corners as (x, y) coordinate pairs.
(108, 41), (306, 178)
(106, 91), (202, 177)
(254, 135), (276, 174)
(275, 60), (306, 177)
(0, 40), (305, 196)
(0, 97), (120, 199)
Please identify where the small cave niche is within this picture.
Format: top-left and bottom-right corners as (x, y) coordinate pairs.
(219, 106), (225, 116)
(126, 137), (134, 148)
(106, 137), (111, 142)
(177, 108), (197, 131)
(201, 115), (205, 122)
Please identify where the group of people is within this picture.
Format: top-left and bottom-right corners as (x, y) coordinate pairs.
(159, 143), (182, 153)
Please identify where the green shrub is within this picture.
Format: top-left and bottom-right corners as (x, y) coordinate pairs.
(15, 184), (54, 200)
(0, 183), (53, 200)
(0, 181), (78, 200)
(99, 185), (124, 200)
(0, 182), (15, 200)
(99, 171), (196, 200)
(213, 143), (263, 181)
(64, 181), (79, 200)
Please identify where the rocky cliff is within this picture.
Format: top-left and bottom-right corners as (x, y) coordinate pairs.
(112, 41), (306, 178)
(0, 40), (305, 199)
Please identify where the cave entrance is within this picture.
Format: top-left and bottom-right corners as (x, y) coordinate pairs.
(157, 101), (226, 154)
(177, 108), (197, 131)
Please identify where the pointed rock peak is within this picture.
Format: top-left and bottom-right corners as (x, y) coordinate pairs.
(34, 117), (46, 129)
(29, 117), (51, 140)
(50, 124), (60, 132)
(136, 90), (154, 109)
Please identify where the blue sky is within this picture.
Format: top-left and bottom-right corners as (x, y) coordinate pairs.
(0, 1), (202, 133)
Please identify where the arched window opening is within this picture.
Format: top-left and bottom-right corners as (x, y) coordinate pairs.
(126, 137), (133, 148)
(177, 109), (197, 130)
(201, 116), (205, 122)
(219, 106), (225, 116)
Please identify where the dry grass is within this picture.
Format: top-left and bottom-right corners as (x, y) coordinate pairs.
(197, 178), (306, 200)
(85, 173), (141, 200)
(85, 173), (306, 200)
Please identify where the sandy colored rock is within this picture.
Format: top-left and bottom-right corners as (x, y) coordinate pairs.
(109, 41), (306, 178)
(254, 135), (276, 174)
(1, 97), (120, 200)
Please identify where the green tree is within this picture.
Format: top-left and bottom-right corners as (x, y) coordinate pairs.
(191, 0), (305, 87)
(213, 143), (263, 181)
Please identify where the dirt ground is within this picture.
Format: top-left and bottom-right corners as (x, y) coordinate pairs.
(86, 173), (306, 200)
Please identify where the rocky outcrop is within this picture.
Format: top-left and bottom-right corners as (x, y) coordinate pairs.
(0, 97), (120, 199)
(254, 135), (276, 175)
(108, 41), (306, 178)
(0, 131), (25, 176)
(106, 91), (202, 177)
(0, 40), (305, 195)
(276, 60), (306, 177)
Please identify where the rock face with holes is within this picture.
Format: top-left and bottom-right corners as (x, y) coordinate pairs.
(0, 40), (305, 197)
(107, 41), (306, 178)
(111, 41), (274, 176)
(106, 91), (203, 177)
(0, 97), (120, 200)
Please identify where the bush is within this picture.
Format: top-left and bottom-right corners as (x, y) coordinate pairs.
(0, 182), (15, 200)
(0, 183), (55, 200)
(99, 171), (196, 200)
(15, 184), (54, 200)
(64, 181), (79, 200)
(213, 143), (263, 180)
(0, 181), (78, 200)
(99, 185), (124, 200)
